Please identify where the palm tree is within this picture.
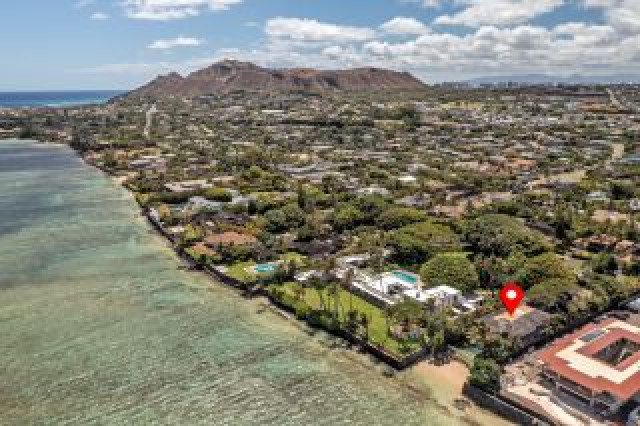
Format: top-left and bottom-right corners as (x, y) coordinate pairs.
(321, 255), (337, 282)
(342, 267), (355, 315)
(181, 203), (194, 227)
(432, 329), (445, 361)
(311, 276), (327, 312)
(293, 280), (305, 303)
(369, 232), (386, 297)
(360, 311), (370, 341)
(328, 281), (341, 325)
(384, 306), (392, 338)
(287, 258), (298, 281)
(318, 255), (340, 321)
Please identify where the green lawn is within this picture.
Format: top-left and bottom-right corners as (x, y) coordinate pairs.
(225, 261), (257, 282)
(279, 281), (420, 356)
(224, 253), (308, 283)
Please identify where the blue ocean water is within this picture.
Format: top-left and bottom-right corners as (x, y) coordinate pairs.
(0, 90), (123, 108)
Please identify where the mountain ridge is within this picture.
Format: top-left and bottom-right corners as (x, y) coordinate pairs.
(124, 60), (427, 98)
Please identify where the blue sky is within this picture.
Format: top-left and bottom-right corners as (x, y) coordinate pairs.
(1, 0), (639, 90)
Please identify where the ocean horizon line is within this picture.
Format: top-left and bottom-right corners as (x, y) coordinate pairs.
(0, 89), (127, 93)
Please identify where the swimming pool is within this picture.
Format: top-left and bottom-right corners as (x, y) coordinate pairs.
(254, 263), (278, 273)
(393, 271), (418, 285)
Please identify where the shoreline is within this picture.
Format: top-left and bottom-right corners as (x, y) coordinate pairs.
(98, 158), (516, 426)
(9, 137), (515, 425)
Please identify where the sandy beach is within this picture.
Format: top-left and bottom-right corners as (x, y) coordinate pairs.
(411, 360), (515, 426)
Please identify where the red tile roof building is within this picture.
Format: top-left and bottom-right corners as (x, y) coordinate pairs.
(537, 318), (640, 415)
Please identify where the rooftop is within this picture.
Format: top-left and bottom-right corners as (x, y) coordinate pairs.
(485, 305), (552, 337)
(537, 318), (640, 402)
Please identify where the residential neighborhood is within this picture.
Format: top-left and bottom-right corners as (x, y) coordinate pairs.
(3, 81), (640, 425)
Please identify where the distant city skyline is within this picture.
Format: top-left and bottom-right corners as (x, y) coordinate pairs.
(2, 0), (639, 90)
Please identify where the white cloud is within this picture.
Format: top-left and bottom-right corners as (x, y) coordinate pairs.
(75, 0), (94, 8)
(583, 0), (618, 7)
(265, 17), (377, 43)
(320, 45), (361, 63)
(122, 0), (243, 20)
(209, 0), (243, 11)
(399, 0), (442, 8)
(381, 17), (430, 35)
(148, 36), (204, 50)
(607, 2), (640, 34)
(78, 11), (640, 83)
(322, 45), (345, 59)
(583, 0), (640, 34)
(90, 12), (109, 20)
(435, 0), (565, 27)
(360, 22), (639, 77)
(553, 22), (617, 46)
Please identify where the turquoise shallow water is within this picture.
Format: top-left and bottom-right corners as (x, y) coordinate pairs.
(0, 140), (468, 425)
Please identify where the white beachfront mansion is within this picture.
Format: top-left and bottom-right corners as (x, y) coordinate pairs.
(295, 254), (481, 311)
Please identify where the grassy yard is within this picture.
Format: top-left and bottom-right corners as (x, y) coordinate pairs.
(279, 281), (420, 356)
(224, 252), (308, 282)
(225, 261), (256, 282)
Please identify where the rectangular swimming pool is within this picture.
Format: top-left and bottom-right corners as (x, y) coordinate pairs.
(392, 271), (418, 285)
(254, 263), (278, 273)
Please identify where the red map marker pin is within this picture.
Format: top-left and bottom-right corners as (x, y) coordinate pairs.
(500, 282), (524, 316)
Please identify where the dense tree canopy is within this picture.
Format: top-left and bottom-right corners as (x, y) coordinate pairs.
(389, 221), (461, 264)
(353, 195), (389, 223)
(464, 214), (551, 257)
(376, 206), (427, 230)
(527, 278), (576, 312)
(521, 253), (579, 311)
(332, 203), (366, 232)
(264, 203), (305, 233)
(591, 252), (618, 275)
(204, 187), (232, 202)
(420, 253), (479, 293)
(520, 253), (577, 289)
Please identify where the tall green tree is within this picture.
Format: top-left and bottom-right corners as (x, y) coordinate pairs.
(420, 253), (479, 293)
(469, 357), (501, 392)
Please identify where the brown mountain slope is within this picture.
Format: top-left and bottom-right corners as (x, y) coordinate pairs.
(125, 60), (426, 98)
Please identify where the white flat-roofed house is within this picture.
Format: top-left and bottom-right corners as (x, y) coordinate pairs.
(425, 285), (463, 306)
(397, 175), (418, 185)
(349, 270), (470, 309)
(404, 286), (463, 308)
(185, 197), (223, 212)
(337, 254), (370, 267)
(165, 179), (213, 193)
(129, 155), (166, 171)
(356, 186), (390, 197)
